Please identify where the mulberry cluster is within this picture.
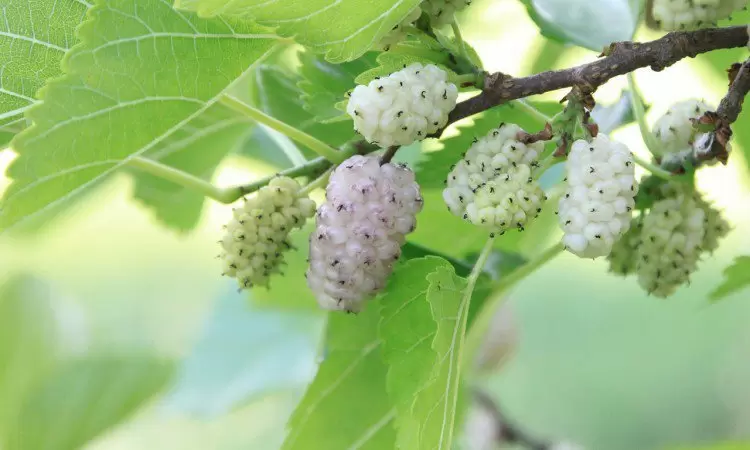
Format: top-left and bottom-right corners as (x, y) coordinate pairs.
(423, 0), (472, 26)
(652, 0), (746, 30)
(558, 134), (638, 259)
(346, 63), (458, 148)
(221, 177), (316, 289)
(653, 99), (715, 169)
(307, 155), (423, 313)
(608, 185), (730, 297)
(443, 123), (546, 235)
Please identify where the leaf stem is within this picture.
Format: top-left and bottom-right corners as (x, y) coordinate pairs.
(299, 166), (333, 196)
(127, 156), (235, 203)
(632, 153), (673, 181)
(511, 99), (553, 125)
(219, 94), (345, 163)
(627, 73), (662, 157)
(229, 157), (333, 200)
(455, 73), (480, 85)
(450, 18), (468, 63)
(464, 242), (564, 369)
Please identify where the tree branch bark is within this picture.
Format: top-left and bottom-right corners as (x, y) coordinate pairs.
(717, 57), (750, 124)
(448, 25), (750, 126)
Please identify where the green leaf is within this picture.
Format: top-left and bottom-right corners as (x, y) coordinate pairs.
(710, 256), (750, 302)
(520, 0), (641, 51)
(0, 0), (88, 127)
(175, 0), (423, 62)
(282, 306), (395, 450)
(5, 356), (173, 450)
(378, 257), (452, 444)
(298, 50), (378, 122)
(0, 276), (59, 435)
(402, 264), (471, 450)
(131, 103), (252, 231)
(354, 49), (458, 86)
(165, 289), (323, 416)
(416, 101), (559, 189)
(1, 0), (279, 231)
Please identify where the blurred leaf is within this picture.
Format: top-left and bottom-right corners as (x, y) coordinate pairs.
(175, 0), (422, 63)
(282, 306), (395, 450)
(666, 443), (750, 450)
(710, 256), (750, 302)
(416, 101), (559, 189)
(165, 289), (323, 417)
(520, 0), (641, 51)
(1, 0), (278, 231)
(400, 264), (470, 450)
(5, 356), (173, 450)
(591, 92), (637, 134)
(0, 0), (88, 127)
(0, 276), (59, 435)
(378, 257), (451, 446)
(132, 103), (252, 231)
(298, 50), (379, 122)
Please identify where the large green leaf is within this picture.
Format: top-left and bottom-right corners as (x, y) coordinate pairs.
(131, 103), (252, 231)
(378, 257), (451, 446)
(0, 0), (88, 127)
(0, 276), (59, 435)
(174, 0), (423, 62)
(4, 356), (173, 450)
(710, 256), (750, 302)
(1, 0), (279, 231)
(282, 305), (396, 450)
(166, 290), (323, 416)
(520, 0), (641, 51)
(403, 264), (470, 450)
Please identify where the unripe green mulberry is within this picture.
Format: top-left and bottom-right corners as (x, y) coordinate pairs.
(423, 0), (472, 26)
(697, 197), (731, 253)
(443, 123), (546, 235)
(607, 218), (643, 276)
(221, 177), (316, 289)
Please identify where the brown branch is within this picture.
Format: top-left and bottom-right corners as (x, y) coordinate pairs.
(717, 57), (750, 124)
(447, 26), (750, 126)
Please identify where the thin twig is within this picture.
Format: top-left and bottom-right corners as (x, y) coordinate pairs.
(380, 146), (399, 165)
(473, 388), (551, 450)
(717, 57), (750, 124)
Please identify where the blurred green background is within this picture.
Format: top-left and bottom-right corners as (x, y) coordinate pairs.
(2, 0), (750, 449)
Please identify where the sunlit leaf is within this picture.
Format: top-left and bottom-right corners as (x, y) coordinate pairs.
(710, 256), (750, 302)
(165, 289), (323, 417)
(520, 0), (641, 51)
(282, 305), (396, 450)
(0, 0), (88, 127)
(1, 0), (279, 231)
(5, 356), (173, 450)
(174, 0), (423, 62)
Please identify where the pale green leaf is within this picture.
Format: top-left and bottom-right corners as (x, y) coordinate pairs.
(520, 0), (641, 51)
(165, 290), (323, 417)
(354, 49), (457, 86)
(0, 276), (59, 435)
(0, 0), (89, 127)
(378, 257), (452, 437)
(131, 103), (252, 231)
(1, 0), (279, 231)
(4, 356), (173, 450)
(402, 264), (470, 450)
(710, 256), (750, 302)
(174, 0), (423, 62)
(282, 305), (396, 450)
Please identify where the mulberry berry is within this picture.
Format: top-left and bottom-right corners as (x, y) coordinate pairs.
(607, 218), (643, 276)
(221, 177), (316, 289)
(652, 0), (746, 30)
(423, 0), (472, 27)
(307, 155), (423, 313)
(443, 124), (546, 234)
(346, 63), (458, 148)
(559, 134), (638, 259)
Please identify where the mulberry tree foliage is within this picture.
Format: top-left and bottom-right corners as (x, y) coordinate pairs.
(1, 0), (750, 449)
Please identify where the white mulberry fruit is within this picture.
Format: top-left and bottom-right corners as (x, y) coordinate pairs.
(307, 155), (423, 313)
(346, 63), (458, 148)
(607, 218), (643, 276)
(443, 123), (546, 234)
(653, 99), (714, 169)
(697, 197), (731, 253)
(378, 6), (422, 50)
(221, 177), (316, 289)
(423, 0), (472, 27)
(559, 134), (638, 259)
(652, 0), (746, 30)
